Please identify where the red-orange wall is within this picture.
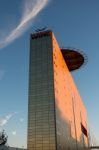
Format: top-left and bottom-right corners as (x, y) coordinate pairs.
(52, 33), (89, 147)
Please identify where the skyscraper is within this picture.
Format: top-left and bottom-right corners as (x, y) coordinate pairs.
(27, 30), (89, 150)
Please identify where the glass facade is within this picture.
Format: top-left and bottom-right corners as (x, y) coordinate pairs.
(27, 32), (56, 150)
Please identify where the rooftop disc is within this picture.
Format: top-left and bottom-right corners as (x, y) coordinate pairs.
(61, 48), (87, 71)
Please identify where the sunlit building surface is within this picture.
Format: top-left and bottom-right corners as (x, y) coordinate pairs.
(27, 30), (89, 150)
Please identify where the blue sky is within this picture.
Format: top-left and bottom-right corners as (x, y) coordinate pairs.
(0, 0), (99, 148)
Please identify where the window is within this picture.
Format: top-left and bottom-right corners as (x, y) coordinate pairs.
(81, 123), (88, 137)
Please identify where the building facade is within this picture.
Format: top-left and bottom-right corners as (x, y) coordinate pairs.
(27, 30), (89, 150)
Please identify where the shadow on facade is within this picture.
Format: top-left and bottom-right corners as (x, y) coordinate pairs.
(55, 105), (90, 150)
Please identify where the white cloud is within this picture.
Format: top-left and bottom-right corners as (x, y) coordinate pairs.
(0, 113), (17, 127)
(0, 0), (49, 49)
(19, 118), (24, 122)
(12, 131), (16, 136)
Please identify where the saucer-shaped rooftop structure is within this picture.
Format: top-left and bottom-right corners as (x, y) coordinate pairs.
(61, 48), (87, 71)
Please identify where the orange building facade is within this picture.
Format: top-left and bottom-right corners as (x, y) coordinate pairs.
(27, 30), (89, 150)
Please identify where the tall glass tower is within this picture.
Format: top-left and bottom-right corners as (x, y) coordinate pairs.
(27, 30), (89, 150)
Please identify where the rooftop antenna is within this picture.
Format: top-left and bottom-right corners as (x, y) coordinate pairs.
(35, 26), (47, 32)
